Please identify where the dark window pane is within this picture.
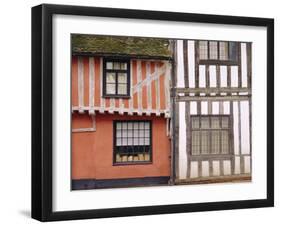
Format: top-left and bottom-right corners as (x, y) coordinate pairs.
(229, 42), (238, 61)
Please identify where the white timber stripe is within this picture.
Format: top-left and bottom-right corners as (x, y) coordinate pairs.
(188, 40), (195, 88)
(223, 101), (230, 114)
(190, 161), (199, 178)
(179, 102), (187, 179)
(209, 65), (217, 87)
(137, 60), (142, 113)
(177, 40), (185, 88)
(147, 62), (152, 113)
(240, 101), (250, 154)
(234, 156), (241, 174)
(190, 101), (197, 115)
(128, 60), (133, 115)
(233, 101), (240, 155)
(220, 65), (227, 87)
(78, 57), (84, 111)
(164, 61), (171, 111)
(199, 65), (206, 87)
(244, 156), (251, 173)
(89, 57), (95, 114)
(201, 161), (209, 177)
(212, 101), (219, 114)
(212, 161), (220, 176)
(109, 98), (115, 113)
(100, 58), (105, 111)
(155, 64), (160, 113)
(241, 43), (248, 87)
(201, 101), (208, 115)
(231, 66), (239, 87)
(223, 160), (231, 175)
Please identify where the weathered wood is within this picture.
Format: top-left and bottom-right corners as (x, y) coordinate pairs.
(183, 40), (189, 88)
(89, 57), (95, 111)
(190, 154), (233, 161)
(238, 42), (242, 88)
(78, 56), (84, 112)
(175, 174), (251, 185)
(185, 102), (191, 178)
(176, 95), (251, 102)
(175, 87), (251, 94)
(195, 41), (199, 89)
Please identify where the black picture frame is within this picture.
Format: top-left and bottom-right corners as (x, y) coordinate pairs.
(31, 3), (274, 222)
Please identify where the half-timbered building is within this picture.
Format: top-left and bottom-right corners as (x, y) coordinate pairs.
(71, 35), (252, 189)
(71, 35), (173, 189)
(173, 40), (252, 184)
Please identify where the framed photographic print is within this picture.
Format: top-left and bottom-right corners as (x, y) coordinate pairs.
(31, 4), (274, 221)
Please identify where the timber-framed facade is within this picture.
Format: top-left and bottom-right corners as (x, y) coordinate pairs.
(71, 35), (252, 190)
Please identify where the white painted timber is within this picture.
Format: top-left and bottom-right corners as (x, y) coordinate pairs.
(188, 40), (195, 88)
(201, 161), (209, 177)
(231, 66), (239, 87)
(244, 156), (251, 174)
(241, 43), (248, 88)
(179, 102), (187, 179)
(212, 101), (219, 114)
(233, 101), (240, 155)
(190, 101), (197, 115)
(199, 65), (206, 88)
(223, 160), (231, 175)
(209, 65), (217, 87)
(234, 156), (241, 174)
(190, 161), (199, 178)
(177, 40), (185, 88)
(220, 66), (227, 87)
(240, 101), (250, 154)
(201, 101), (208, 115)
(212, 161), (220, 176)
(223, 101), (230, 115)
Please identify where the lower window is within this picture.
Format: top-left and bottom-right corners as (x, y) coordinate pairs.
(191, 115), (232, 155)
(114, 121), (152, 164)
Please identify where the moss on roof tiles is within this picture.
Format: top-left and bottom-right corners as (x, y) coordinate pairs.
(72, 34), (172, 58)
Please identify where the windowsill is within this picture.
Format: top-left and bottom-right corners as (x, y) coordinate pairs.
(102, 95), (131, 99)
(113, 161), (152, 166)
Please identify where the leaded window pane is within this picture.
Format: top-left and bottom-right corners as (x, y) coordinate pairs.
(201, 117), (209, 129)
(106, 72), (115, 83)
(192, 117), (200, 129)
(118, 84), (127, 95)
(229, 42), (238, 61)
(201, 131), (210, 155)
(199, 41), (208, 59)
(209, 41), (218, 59)
(115, 121), (152, 163)
(219, 42), (228, 60)
(118, 73), (127, 83)
(221, 131), (229, 154)
(211, 117), (220, 129)
(211, 131), (220, 154)
(192, 131), (201, 155)
(106, 84), (115, 94)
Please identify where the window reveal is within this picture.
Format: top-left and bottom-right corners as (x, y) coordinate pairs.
(103, 59), (130, 97)
(114, 121), (152, 164)
(191, 116), (231, 155)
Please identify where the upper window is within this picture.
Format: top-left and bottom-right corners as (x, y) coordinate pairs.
(191, 115), (231, 155)
(114, 121), (152, 164)
(103, 59), (130, 97)
(199, 41), (238, 64)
